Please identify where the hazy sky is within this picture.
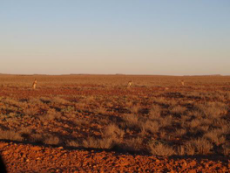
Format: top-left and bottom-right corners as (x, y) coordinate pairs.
(0, 0), (230, 75)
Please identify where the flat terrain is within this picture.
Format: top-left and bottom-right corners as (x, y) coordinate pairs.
(0, 74), (230, 172)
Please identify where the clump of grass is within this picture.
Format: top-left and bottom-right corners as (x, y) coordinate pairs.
(44, 135), (60, 145)
(123, 114), (141, 130)
(148, 105), (161, 119)
(82, 137), (114, 149)
(23, 107), (39, 116)
(196, 102), (228, 119)
(142, 120), (159, 134)
(170, 105), (187, 115)
(203, 129), (226, 146)
(148, 140), (175, 156)
(190, 119), (201, 129)
(74, 103), (86, 110)
(31, 133), (45, 144)
(52, 97), (70, 105)
(177, 145), (186, 156)
(222, 142), (230, 156)
(67, 140), (81, 148)
(122, 137), (143, 153)
(97, 105), (107, 114)
(0, 130), (23, 141)
(186, 138), (213, 155)
(184, 141), (196, 155)
(40, 109), (61, 121)
(40, 97), (52, 104)
(28, 97), (43, 105)
(82, 124), (125, 150)
(160, 115), (173, 127)
(174, 129), (187, 138)
(3, 98), (25, 107)
(61, 106), (75, 113)
(130, 104), (141, 114)
(103, 124), (124, 140)
(19, 128), (33, 140)
(84, 96), (95, 104)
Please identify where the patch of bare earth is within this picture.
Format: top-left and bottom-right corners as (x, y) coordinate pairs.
(0, 142), (229, 173)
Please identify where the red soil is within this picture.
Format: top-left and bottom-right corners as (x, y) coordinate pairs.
(1, 142), (229, 173)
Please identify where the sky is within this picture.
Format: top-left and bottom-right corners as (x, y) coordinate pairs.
(0, 0), (230, 75)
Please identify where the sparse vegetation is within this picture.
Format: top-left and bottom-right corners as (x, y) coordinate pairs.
(149, 140), (175, 156)
(0, 75), (230, 157)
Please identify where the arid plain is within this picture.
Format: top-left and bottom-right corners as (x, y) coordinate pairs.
(0, 74), (230, 172)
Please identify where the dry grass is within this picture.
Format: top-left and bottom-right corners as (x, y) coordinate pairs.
(186, 138), (213, 155)
(142, 120), (159, 134)
(103, 124), (124, 140)
(203, 129), (226, 146)
(0, 130), (23, 141)
(0, 75), (230, 156)
(148, 105), (162, 119)
(149, 140), (175, 156)
(122, 137), (143, 153)
(44, 135), (60, 145)
(66, 140), (81, 147)
(82, 137), (114, 149)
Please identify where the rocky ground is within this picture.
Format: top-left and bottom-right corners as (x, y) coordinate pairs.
(0, 141), (229, 173)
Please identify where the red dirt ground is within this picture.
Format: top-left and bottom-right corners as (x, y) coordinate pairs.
(0, 75), (230, 172)
(1, 142), (229, 173)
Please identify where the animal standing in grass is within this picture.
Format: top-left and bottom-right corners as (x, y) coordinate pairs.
(32, 79), (37, 90)
(181, 80), (185, 86)
(127, 81), (132, 89)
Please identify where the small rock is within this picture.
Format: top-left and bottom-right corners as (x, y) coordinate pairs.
(31, 146), (41, 151)
(0, 143), (8, 148)
(2, 151), (9, 155)
(156, 159), (160, 163)
(188, 169), (196, 173)
(189, 160), (197, 167)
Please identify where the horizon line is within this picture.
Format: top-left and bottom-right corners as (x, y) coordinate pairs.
(0, 73), (227, 77)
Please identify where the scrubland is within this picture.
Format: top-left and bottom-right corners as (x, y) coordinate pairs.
(0, 74), (229, 159)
